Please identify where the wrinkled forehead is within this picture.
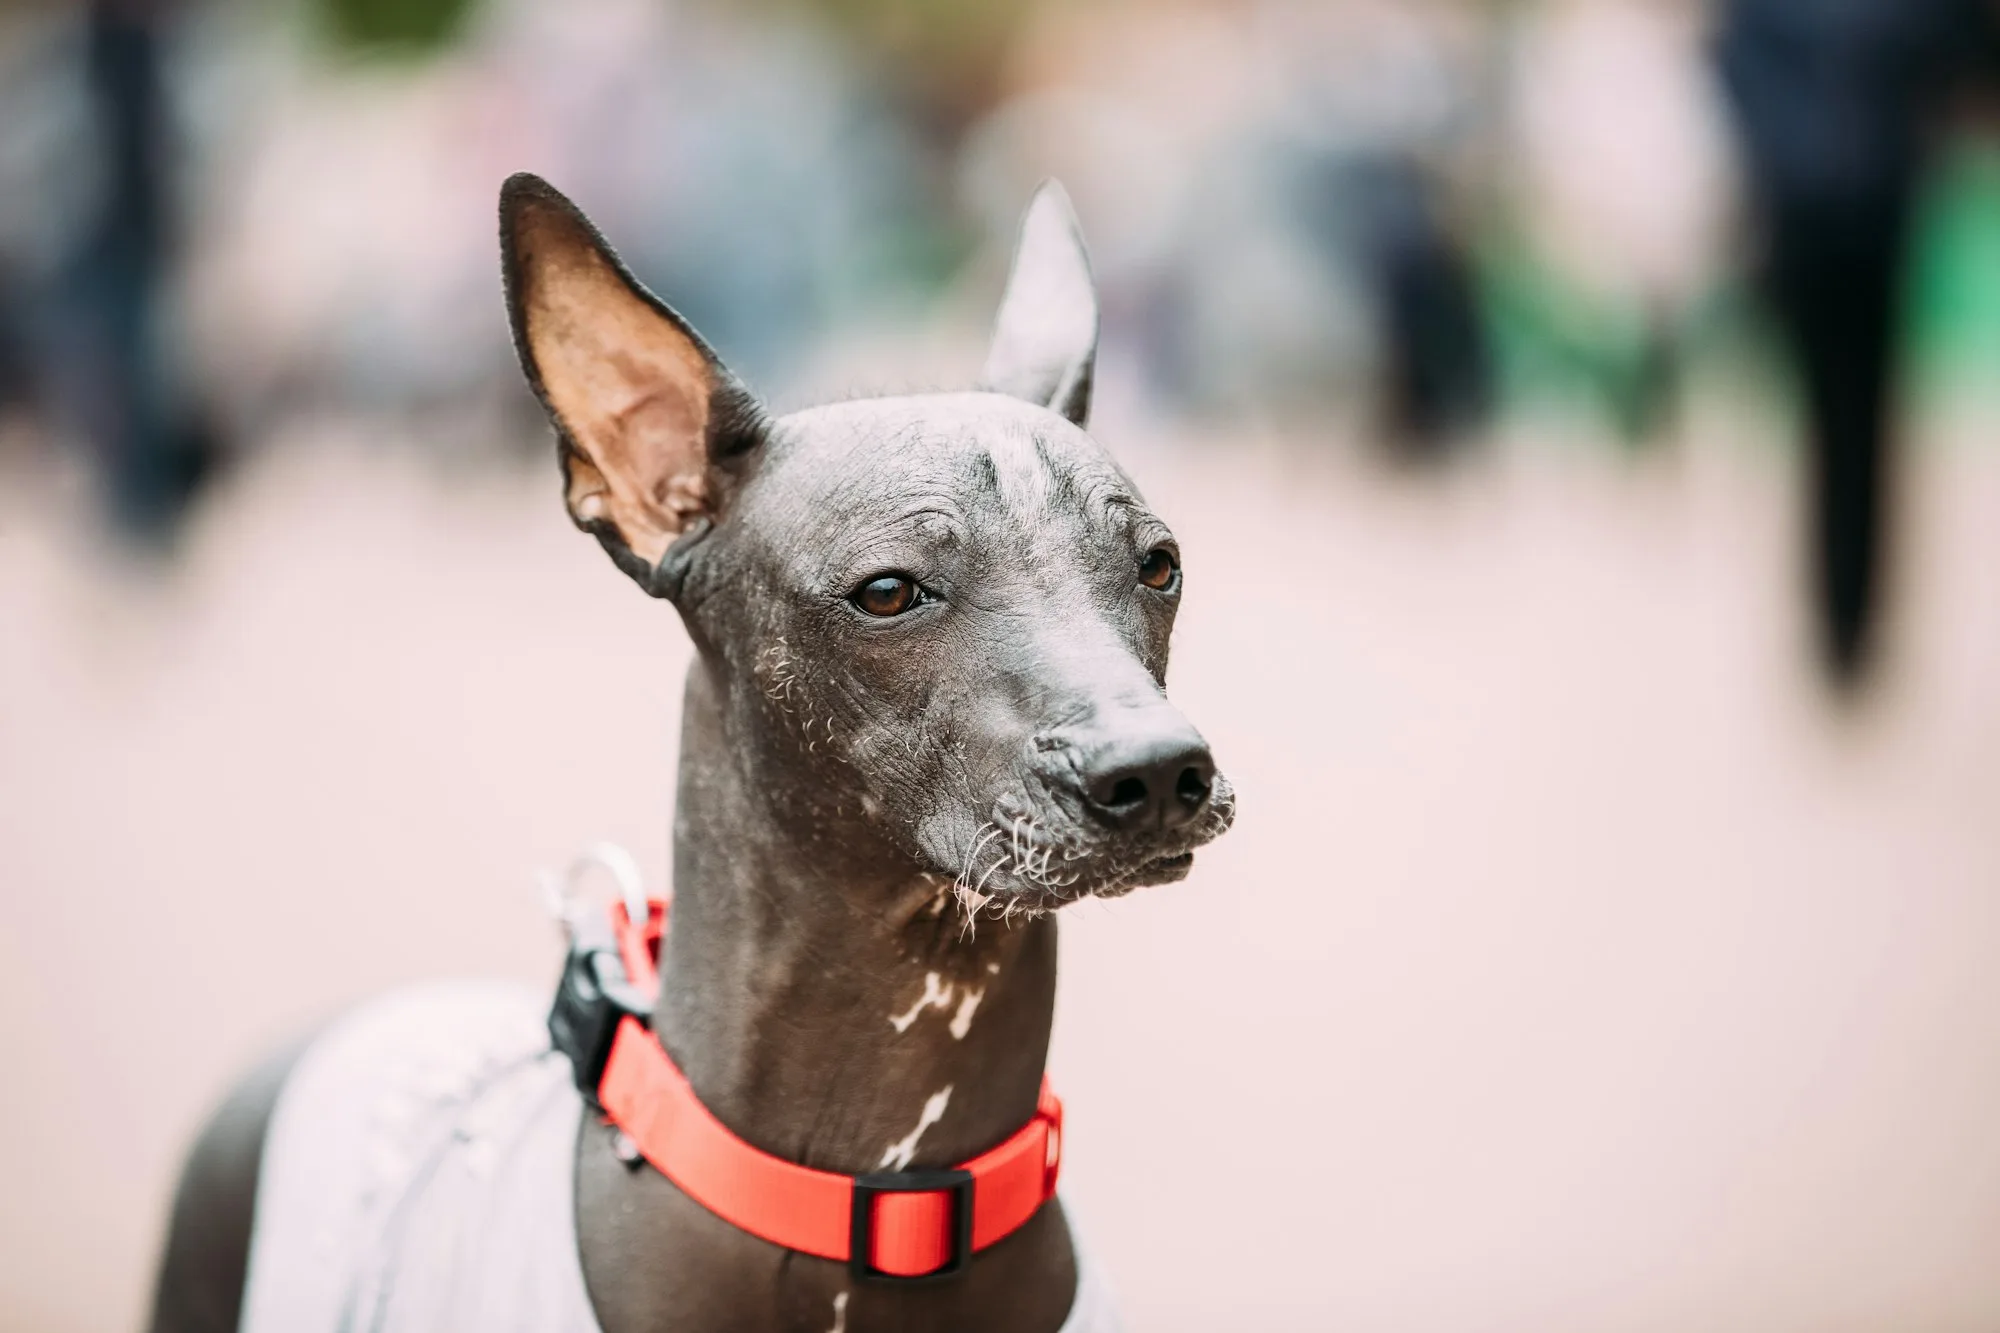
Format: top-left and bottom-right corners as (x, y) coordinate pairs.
(752, 392), (1141, 542)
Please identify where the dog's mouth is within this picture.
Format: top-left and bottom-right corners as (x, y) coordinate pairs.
(948, 775), (1234, 921)
(1085, 848), (1197, 900)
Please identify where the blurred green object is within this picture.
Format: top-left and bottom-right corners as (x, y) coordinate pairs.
(315, 0), (479, 58)
(1906, 141), (2000, 401)
(1477, 235), (1689, 444)
(1481, 138), (2000, 436)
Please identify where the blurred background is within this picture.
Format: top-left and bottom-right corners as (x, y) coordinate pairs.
(5, 0), (2000, 1328)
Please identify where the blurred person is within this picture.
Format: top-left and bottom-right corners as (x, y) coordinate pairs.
(38, 0), (217, 546)
(1716, 0), (2000, 684)
(1251, 0), (1494, 450)
(0, 262), (27, 423)
(1326, 148), (1492, 450)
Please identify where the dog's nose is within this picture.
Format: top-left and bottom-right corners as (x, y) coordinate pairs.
(1077, 730), (1215, 833)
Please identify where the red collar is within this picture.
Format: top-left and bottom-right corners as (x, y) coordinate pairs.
(572, 898), (1063, 1283)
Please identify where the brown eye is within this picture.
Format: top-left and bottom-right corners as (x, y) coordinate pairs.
(854, 574), (920, 617)
(1139, 547), (1179, 591)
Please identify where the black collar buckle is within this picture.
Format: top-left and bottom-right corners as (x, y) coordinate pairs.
(849, 1168), (975, 1284)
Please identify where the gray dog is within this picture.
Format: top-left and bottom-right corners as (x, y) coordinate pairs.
(147, 175), (1234, 1333)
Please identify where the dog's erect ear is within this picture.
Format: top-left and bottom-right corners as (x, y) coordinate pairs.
(980, 180), (1099, 427)
(500, 173), (761, 593)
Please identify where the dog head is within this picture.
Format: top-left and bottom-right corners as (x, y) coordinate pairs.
(500, 174), (1233, 917)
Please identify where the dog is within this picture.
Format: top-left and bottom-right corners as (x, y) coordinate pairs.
(146, 174), (1235, 1333)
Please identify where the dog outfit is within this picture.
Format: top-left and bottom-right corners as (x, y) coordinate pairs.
(239, 982), (1121, 1332)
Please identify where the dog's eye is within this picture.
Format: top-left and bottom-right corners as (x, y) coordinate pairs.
(1139, 547), (1179, 592)
(853, 574), (920, 617)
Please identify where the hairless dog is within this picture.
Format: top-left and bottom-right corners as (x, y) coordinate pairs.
(147, 175), (1234, 1333)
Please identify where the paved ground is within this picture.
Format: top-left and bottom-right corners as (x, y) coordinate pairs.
(3, 404), (1998, 1332)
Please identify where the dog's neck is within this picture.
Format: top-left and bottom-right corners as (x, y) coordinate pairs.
(655, 654), (1058, 1170)
(656, 658), (1058, 1171)
(576, 657), (1079, 1333)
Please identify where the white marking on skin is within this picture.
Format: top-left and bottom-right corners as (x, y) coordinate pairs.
(880, 1087), (953, 1171)
(987, 962), (1001, 975)
(948, 987), (985, 1040)
(827, 1291), (848, 1333)
(888, 971), (954, 1034)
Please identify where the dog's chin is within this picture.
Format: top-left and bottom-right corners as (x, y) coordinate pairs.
(1116, 849), (1196, 889)
(976, 848), (1202, 918)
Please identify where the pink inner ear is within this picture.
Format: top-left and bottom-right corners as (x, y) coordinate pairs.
(524, 246), (715, 564)
(616, 392), (712, 524)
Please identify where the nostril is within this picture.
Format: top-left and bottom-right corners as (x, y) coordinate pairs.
(1074, 730), (1213, 829)
(1106, 776), (1149, 810)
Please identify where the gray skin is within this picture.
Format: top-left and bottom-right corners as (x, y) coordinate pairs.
(146, 176), (1233, 1333)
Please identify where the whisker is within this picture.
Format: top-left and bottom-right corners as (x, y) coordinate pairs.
(974, 851), (1009, 896)
(956, 824), (1002, 892)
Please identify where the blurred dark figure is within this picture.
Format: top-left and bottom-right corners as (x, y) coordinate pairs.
(1716, 0), (2000, 685)
(1356, 157), (1491, 452)
(0, 264), (28, 419)
(1288, 151), (1491, 453)
(47, 0), (216, 548)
